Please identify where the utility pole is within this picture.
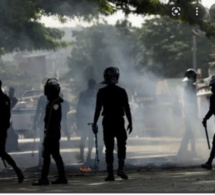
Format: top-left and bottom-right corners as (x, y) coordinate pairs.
(193, 35), (197, 70)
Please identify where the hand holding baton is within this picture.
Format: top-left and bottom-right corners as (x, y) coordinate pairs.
(88, 123), (98, 134)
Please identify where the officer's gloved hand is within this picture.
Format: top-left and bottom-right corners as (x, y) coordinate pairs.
(127, 124), (132, 134)
(92, 123), (98, 134)
(202, 119), (207, 128)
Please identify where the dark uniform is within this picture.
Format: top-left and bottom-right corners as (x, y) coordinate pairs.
(202, 76), (215, 170)
(76, 80), (97, 163)
(33, 95), (47, 166)
(93, 67), (132, 181)
(178, 69), (197, 157)
(32, 78), (67, 185)
(0, 82), (24, 183)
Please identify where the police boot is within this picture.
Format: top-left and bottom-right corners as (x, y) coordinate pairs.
(201, 162), (212, 170)
(117, 159), (128, 180)
(32, 177), (49, 186)
(51, 176), (68, 185)
(105, 163), (115, 181)
(15, 168), (24, 184)
(202, 135), (215, 170)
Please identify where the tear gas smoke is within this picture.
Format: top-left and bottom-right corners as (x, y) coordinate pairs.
(0, 19), (212, 172)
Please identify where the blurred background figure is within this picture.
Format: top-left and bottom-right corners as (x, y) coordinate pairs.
(76, 79), (97, 163)
(177, 69), (198, 159)
(9, 87), (18, 109)
(33, 78), (48, 166)
(6, 87), (19, 152)
(33, 94), (47, 166)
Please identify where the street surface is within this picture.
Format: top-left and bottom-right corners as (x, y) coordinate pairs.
(0, 136), (214, 193)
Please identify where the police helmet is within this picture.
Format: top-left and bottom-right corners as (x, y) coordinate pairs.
(210, 75), (215, 87)
(44, 78), (60, 97)
(101, 67), (120, 84)
(182, 69), (197, 82)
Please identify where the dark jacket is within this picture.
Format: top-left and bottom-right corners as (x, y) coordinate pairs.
(44, 97), (63, 138)
(94, 84), (132, 125)
(0, 92), (11, 131)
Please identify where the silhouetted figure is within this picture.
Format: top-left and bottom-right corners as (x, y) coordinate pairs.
(93, 67), (132, 181)
(6, 87), (19, 152)
(76, 79), (97, 163)
(0, 80), (24, 183)
(33, 94), (47, 166)
(202, 76), (215, 170)
(9, 87), (18, 110)
(60, 93), (70, 141)
(32, 78), (67, 186)
(177, 69), (198, 158)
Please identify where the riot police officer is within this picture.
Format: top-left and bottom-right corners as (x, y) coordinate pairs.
(202, 76), (215, 170)
(177, 69), (198, 158)
(92, 67), (132, 181)
(32, 78), (67, 185)
(0, 80), (24, 183)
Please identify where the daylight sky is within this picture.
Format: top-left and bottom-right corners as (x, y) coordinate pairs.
(40, 0), (215, 28)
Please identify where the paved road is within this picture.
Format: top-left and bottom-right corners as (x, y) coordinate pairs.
(0, 168), (215, 193)
(0, 136), (213, 192)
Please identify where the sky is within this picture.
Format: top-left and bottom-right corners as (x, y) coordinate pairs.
(40, 0), (215, 28)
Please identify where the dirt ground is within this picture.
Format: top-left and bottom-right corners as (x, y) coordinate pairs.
(0, 167), (215, 193)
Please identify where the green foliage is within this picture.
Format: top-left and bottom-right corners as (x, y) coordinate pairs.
(0, 0), (215, 55)
(138, 16), (213, 77)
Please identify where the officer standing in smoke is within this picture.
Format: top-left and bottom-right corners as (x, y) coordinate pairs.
(32, 78), (67, 185)
(33, 93), (47, 166)
(92, 67), (132, 181)
(202, 76), (215, 170)
(0, 80), (24, 183)
(76, 79), (97, 163)
(177, 69), (198, 158)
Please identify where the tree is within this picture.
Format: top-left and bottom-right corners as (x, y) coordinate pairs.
(0, 0), (114, 55)
(1, 0), (215, 55)
(137, 16), (213, 77)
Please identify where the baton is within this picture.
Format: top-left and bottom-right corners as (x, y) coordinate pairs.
(88, 123), (99, 171)
(94, 133), (100, 171)
(204, 126), (211, 150)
